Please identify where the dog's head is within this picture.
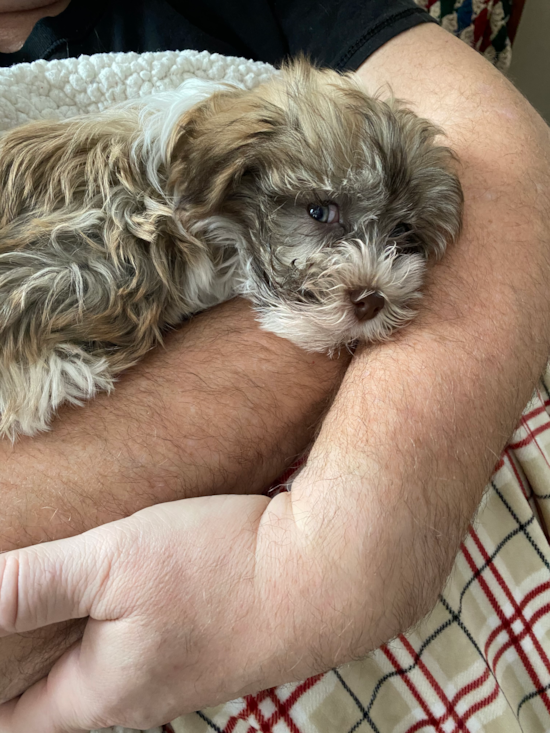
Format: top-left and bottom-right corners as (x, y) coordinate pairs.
(168, 59), (463, 352)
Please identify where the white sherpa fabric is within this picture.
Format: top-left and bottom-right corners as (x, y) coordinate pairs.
(0, 49), (276, 131)
(0, 48), (275, 733)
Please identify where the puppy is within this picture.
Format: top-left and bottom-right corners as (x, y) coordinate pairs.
(0, 59), (463, 438)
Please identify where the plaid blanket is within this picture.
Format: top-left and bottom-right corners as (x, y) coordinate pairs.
(146, 364), (550, 733)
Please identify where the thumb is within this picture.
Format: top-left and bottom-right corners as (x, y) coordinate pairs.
(0, 528), (117, 637)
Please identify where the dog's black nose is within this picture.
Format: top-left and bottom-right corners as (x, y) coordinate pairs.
(349, 290), (385, 321)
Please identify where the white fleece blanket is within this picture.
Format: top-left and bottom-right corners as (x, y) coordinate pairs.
(0, 48), (275, 733)
(0, 48), (275, 131)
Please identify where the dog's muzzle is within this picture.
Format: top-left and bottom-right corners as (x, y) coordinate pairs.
(349, 289), (385, 321)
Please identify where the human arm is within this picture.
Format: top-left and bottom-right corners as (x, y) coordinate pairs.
(0, 297), (348, 703)
(0, 20), (549, 730)
(271, 22), (550, 656)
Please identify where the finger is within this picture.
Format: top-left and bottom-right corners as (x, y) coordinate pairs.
(0, 644), (91, 733)
(0, 530), (116, 636)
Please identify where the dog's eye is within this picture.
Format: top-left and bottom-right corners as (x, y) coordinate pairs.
(389, 222), (411, 238)
(307, 203), (340, 224)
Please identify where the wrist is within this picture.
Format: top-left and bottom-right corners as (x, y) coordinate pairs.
(255, 486), (385, 674)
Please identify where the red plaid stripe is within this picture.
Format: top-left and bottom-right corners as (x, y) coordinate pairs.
(382, 644), (443, 731)
(197, 675), (324, 733)
(379, 630), (499, 733)
(464, 529), (550, 708)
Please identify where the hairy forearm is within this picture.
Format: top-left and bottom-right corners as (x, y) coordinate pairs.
(0, 299), (346, 551)
(257, 24), (550, 675)
(0, 297), (348, 700)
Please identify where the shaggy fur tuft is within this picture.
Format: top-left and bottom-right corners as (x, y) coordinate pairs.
(0, 59), (463, 437)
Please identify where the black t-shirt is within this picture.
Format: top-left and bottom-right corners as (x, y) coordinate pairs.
(0, 0), (435, 71)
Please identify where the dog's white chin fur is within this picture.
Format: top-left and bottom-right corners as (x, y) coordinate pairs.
(257, 295), (421, 355)
(243, 245), (427, 354)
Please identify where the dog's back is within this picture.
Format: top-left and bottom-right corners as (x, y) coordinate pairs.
(0, 106), (223, 437)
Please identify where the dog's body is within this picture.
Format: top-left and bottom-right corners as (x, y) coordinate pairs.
(0, 60), (463, 438)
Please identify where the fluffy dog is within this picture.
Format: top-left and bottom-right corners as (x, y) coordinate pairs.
(0, 59), (463, 438)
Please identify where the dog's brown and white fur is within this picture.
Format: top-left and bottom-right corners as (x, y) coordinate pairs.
(0, 60), (463, 438)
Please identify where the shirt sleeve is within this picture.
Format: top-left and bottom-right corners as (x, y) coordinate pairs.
(270, 0), (437, 71)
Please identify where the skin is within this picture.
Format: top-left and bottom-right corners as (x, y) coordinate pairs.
(0, 17), (549, 732)
(0, 0), (70, 53)
(0, 0), (350, 700)
(0, 298), (348, 703)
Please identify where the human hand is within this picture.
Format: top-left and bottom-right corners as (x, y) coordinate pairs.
(0, 296), (347, 705)
(0, 493), (300, 732)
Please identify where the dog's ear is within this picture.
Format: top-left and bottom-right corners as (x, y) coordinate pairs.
(165, 59), (366, 221)
(166, 85), (286, 220)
